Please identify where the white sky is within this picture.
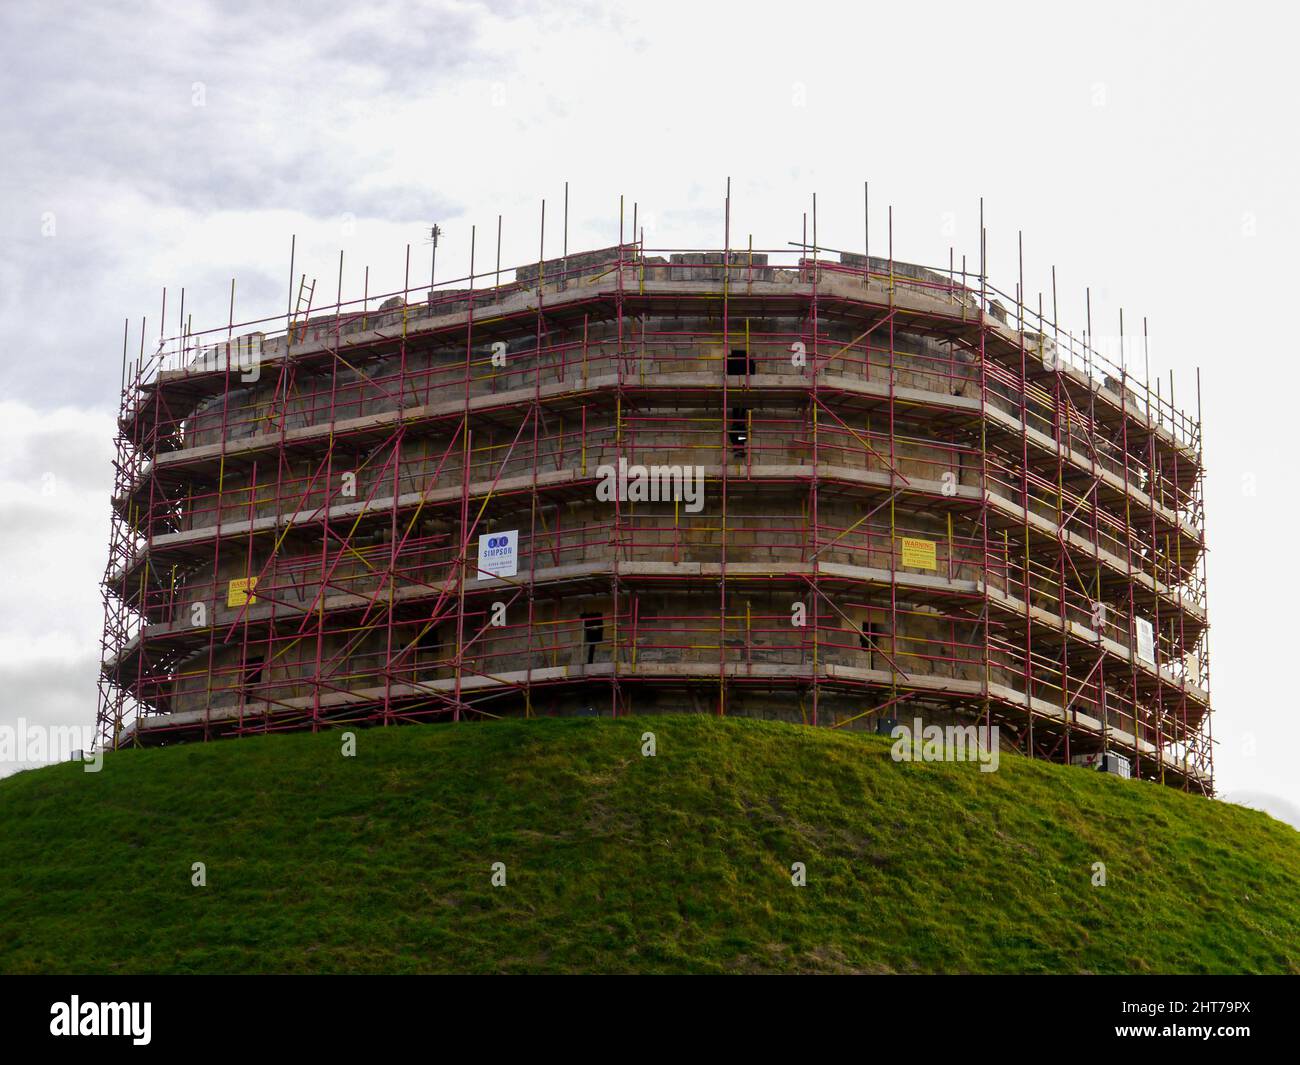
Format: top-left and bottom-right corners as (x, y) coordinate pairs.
(2, 0), (1296, 825)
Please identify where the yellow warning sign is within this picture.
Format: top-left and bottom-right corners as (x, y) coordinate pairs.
(899, 537), (937, 571)
(227, 577), (258, 607)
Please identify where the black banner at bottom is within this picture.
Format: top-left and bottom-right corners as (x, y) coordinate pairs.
(0, 974), (1288, 1051)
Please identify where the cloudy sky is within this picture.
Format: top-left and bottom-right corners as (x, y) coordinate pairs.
(2, 0), (1296, 824)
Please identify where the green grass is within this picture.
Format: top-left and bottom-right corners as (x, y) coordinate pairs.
(1, 715), (1297, 973)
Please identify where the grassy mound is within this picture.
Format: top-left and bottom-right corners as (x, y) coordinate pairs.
(1, 715), (1296, 973)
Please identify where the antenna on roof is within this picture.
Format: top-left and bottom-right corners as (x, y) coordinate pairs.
(427, 223), (442, 301)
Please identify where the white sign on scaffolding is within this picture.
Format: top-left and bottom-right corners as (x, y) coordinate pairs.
(1134, 616), (1156, 665)
(477, 530), (518, 579)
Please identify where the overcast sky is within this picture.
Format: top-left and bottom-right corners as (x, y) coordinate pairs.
(2, 0), (1296, 825)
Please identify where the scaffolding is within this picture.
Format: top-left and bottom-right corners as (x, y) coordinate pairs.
(97, 202), (1213, 792)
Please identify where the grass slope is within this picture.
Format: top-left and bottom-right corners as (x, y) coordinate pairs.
(1, 716), (1297, 974)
